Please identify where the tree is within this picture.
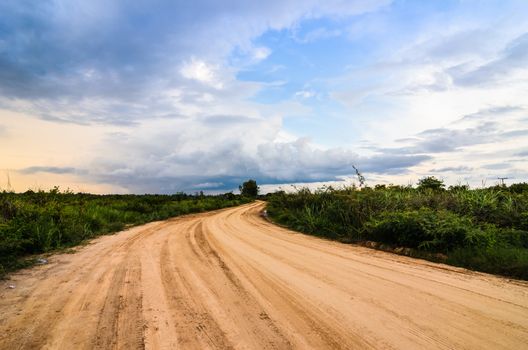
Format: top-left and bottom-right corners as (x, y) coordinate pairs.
(239, 179), (259, 197)
(417, 176), (445, 191)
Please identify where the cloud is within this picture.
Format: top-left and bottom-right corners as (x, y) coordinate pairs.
(295, 27), (342, 43)
(19, 166), (80, 175)
(294, 89), (316, 99)
(482, 162), (511, 170)
(355, 105), (528, 186)
(251, 47), (272, 61)
(190, 182), (225, 189)
(180, 58), (225, 89)
(414, 122), (499, 153)
(9, 103), (526, 193)
(457, 106), (524, 123)
(367, 106), (528, 156)
(74, 120), (430, 193)
(359, 154), (431, 174)
(371, 123), (498, 155)
(0, 0), (390, 124)
(429, 166), (473, 173)
(3, 1), (528, 192)
(503, 129), (528, 138)
(452, 33), (528, 87)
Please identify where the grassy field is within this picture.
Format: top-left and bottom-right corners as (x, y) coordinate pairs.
(266, 180), (528, 280)
(0, 188), (250, 277)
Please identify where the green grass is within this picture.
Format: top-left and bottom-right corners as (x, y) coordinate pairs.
(266, 183), (528, 280)
(0, 188), (250, 277)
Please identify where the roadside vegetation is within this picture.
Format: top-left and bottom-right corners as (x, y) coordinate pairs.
(0, 188), (250, 277)
(266, 178), (528, 280)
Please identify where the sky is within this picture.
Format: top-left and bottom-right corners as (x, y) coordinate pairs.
(1, 0), (528, 194)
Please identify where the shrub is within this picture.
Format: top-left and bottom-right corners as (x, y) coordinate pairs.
(417, 176), (445, 191)
(448, 246), (528, 280)
(267, 182), (528, 280)
(0, 190), (249, 277)
(364, 209), (484, 252)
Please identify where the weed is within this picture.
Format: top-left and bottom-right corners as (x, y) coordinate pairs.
(0, 190), (249, 277)
(267, 183), (528, 280)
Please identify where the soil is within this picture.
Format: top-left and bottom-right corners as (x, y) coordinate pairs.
(1, 201), (527, 349)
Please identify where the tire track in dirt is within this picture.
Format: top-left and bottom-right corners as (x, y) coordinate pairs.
(214, 214), (515, 344)
(1, 202), (527, 349)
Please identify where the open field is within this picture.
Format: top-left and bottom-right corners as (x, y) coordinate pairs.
(1, 201), (527, 349)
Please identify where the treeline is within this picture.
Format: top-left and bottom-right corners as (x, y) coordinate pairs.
(0, 188), (250, 276)
(267, 179), (528, 280)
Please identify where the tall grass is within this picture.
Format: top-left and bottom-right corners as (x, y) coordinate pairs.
(267, 183), (528, 280)
(0, 189), (249, 277)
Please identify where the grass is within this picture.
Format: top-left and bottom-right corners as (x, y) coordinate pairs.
(266, 181), (528, 280)
(0, 188), (250, 277)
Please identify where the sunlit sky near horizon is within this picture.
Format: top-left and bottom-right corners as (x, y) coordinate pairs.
(1, 0), (528, 193)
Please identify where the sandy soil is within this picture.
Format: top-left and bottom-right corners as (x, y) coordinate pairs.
(1, 201), (527, 349)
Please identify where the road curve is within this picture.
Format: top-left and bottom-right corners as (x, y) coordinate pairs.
(1, 201), (527, 349)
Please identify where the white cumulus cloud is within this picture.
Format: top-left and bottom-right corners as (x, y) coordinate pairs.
(180, 58), (225, 89)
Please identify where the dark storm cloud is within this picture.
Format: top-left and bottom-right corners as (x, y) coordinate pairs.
(76, 103), (525, 193)
(48, 103), (521, 193)
(78, 133), (431, 193)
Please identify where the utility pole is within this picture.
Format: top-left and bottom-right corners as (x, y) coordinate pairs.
(498, 177), (509, 186)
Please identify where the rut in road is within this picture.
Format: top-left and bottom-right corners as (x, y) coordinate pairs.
(1, 201), (528, 349)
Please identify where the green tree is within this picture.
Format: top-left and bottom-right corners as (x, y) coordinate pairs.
(239, 179), (259, 197)
(417, 176), (445, 191)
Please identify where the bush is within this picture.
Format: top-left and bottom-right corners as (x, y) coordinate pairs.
(364, 209), (490, 252)
(417, 176), (445, 191)
(267, 182), (528, 280)
(365, 210), (428, 247)
(0, 190), (250, 277)
(448, 246), (528, 280)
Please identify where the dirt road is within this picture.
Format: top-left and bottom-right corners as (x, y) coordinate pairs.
(1, 202), (527, 349)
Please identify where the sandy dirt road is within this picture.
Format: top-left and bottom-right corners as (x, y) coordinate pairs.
(1, 201), (527, 349)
